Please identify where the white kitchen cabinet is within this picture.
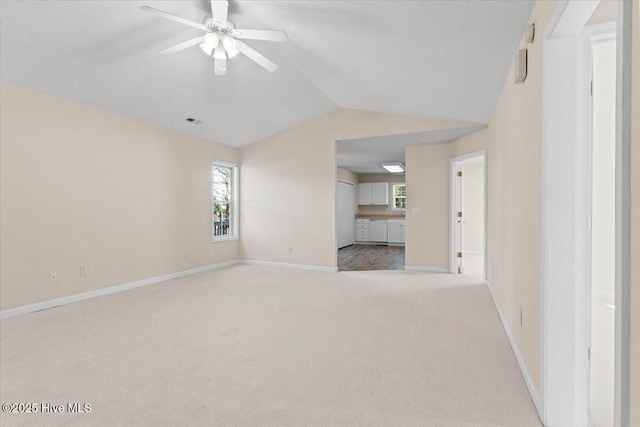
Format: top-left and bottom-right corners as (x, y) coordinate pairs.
(372, 182), (389, 205)
(358, 183), (373, 205)
(387, 220), (405, 243)
(356, 219), (370, 242)
(357, 182), (388, 205)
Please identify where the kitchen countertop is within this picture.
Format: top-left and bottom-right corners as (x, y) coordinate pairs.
(355, 214), (405, 220)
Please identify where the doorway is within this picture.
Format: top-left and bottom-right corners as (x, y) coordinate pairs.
(450, 151), (486, 280)
(541, 1), (631, 425)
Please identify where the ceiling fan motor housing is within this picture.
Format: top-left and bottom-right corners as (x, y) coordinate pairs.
(204, 18), (234, 34)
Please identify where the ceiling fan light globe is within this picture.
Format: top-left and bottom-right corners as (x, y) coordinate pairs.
(199, 43), (214, 56)
(222, 36), (240, 58)
(203, 33), (219, 49)
(226, 46), (240, 58)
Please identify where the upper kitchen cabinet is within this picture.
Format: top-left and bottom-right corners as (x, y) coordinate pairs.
(358, 182), (388, 205)
(358, 182), (373, 205)
(372, 182), (388, 205)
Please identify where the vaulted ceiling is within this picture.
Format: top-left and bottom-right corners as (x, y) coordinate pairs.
(0, 0), (534, 147)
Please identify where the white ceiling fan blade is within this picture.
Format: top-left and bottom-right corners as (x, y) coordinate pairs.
(210, 0), (228, 24)
(214, 45), (227, 76)
(140, 6), (207, 31)
(234, 29), (288, 42)
(158, 36), (205, 54)
(236, 40), (278, 72)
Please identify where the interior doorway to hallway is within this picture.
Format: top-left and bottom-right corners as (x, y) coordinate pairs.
(450, 151), (486, 280)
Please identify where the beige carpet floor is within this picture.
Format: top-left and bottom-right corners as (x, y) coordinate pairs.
(1, 265), (541, 426)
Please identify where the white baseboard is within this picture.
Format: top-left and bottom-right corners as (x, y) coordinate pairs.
(0, 260), (240, 320)
(484, 280), (543, 421)
(354, 242), (405, 247)
(240, 259), (338, 273)
(404, 265), (449, 273)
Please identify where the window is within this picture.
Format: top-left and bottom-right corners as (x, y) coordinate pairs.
(212, 160), (239, 241)
(392, 183), (406, 211)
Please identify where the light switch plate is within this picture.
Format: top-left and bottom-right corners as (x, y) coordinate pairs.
(411, 208), (422, 215)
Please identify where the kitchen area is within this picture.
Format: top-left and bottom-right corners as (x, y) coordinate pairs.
(337, 168), (406, 271)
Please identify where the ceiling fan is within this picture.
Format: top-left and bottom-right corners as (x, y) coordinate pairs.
(141, 0), (288, 76)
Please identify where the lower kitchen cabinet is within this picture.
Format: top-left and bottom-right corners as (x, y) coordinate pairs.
(356, 219), (370, 242)
(387, 220), (405, 244)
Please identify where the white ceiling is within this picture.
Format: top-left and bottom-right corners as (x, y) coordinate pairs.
(0, 1), (534, 147)
(337, 124), (487, 174)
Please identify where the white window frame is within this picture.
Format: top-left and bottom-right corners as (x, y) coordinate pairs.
(391, 183), (406, 211)
(211, 160), (239, 242)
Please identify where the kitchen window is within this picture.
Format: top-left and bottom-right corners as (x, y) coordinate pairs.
(392, 183), (406, 211)
(212, 160), (239, 242)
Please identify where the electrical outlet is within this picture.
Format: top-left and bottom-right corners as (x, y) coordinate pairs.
(492, 266), (499, 277)
(185, 251), (191, 259)
(287, 247), (293, 254)
(80, 267), (88, 278)
(49, 272), (57, 282)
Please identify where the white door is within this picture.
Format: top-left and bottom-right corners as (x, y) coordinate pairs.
(337, 181), (355, 249)
(451, 154), (485, 278)
(453, 164), (464, 273)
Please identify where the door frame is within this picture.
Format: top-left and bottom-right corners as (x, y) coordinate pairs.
(337, 179), (356, 249)
(583, 21), (617, 427)
(541, 1), (631, 425)
(449, 150), (487, 279)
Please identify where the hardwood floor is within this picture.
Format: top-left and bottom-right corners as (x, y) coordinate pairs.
(338, 244), (405, 271)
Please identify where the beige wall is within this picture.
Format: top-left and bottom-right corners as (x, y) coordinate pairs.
(337, 168), (358, 184)
(0, 83), (240, 311)
(630, 0), (639, 422)
(240, 108), (473, 268)
(446, 0), (558, 394)
(356, 173), (405, 216)
(404, 143), (453, 269)
(587, 0), (617, 25)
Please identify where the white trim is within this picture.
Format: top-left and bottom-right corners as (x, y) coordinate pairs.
(211, 159), (240, 243)
(614, 2), (631, 425)
(592, 290), (615, 299)
(240, 259), (338, 273)
(211, 236), (239, 242)
(403, 265), (449, 273)
(485, 280), (543, 420)
(449, 150), (487, 278)
(542, 3), (594, 424)
(337, 179), (356, 185)
(390, 182), (407, 212)
(541, 2), (631, 426)
(0, 260), (240, 320)
(580, 22), (617, 426)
